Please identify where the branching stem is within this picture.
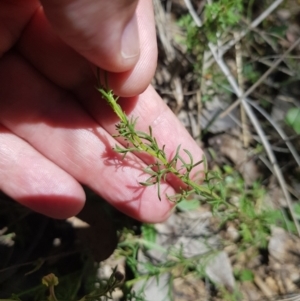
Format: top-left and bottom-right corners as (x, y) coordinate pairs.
(97, 83), (220, 203)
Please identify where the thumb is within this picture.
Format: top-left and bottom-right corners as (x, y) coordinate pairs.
(40, 0), (140, 72)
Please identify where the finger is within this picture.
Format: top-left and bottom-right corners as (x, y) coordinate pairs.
(17, 11), (204, 183)
(16, 5), (204, 182)
(18, 3), (157, 96)
(103, 0), (157, 96)
(0, 0), (39, 56)
(0, 53), (174, 223)
(40, 0), (154, 75)
(81, 85), (205, 183)
(0, 125), (85, 219)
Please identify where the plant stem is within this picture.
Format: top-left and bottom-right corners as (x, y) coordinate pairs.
(97, 85), (220, 202)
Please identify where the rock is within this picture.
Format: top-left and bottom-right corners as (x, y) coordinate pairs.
(268, 227), (300, 264)
(205, 251), (235, 292)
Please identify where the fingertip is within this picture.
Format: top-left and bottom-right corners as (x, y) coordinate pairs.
(115, 185), (175, 223)
(121, 13), (140, 61)
(19, 192), (86, 219)
(41, 0), (141, 73)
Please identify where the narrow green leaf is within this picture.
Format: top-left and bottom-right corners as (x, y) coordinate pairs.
(141, 224), (157, 243)
(176, 199), (200, 211)
(183, 149), (193, 166)
(285, 107), (300, 134)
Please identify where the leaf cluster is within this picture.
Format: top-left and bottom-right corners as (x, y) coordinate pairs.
(97, 85), (216, 203)
(204, 0), (243, 31)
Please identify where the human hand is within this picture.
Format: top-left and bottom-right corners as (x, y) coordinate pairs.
(0, 0), (204, 222)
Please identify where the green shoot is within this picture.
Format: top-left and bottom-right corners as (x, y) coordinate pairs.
(96, 77), (289, 253)
(96, 82), (219, 203)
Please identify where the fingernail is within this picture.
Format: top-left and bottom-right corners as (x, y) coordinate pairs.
(121, 14), (140, 59)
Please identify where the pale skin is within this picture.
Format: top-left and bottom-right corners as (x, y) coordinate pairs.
(0, 0), (204, 222)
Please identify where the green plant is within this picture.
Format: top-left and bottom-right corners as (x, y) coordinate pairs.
(285, 107), (300, 134)
(235, 268), (254, 282)
(178, 0), (244, 46)
(116, 232), (219, 292)
(97, 78), (291, 251)
(204, 0), (243, 33)
(177, 15), (201, 53)
(113, 164), (294, 301)
(97, 82), (219, 204)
